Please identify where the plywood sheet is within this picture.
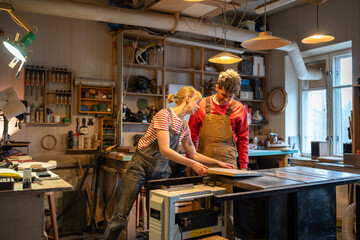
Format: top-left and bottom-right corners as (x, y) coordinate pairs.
(207, 168), (264, 177)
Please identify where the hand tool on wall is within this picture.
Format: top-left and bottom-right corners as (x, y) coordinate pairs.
(64, 69), (69, 84)
(31, 66), (35, 96)
(76, 117), (80, 133)
(40, 67), (45, 97)
(56, 68), (60, 83)
(79, 118), (89, 135)
(25, 66), (30, 96)
(35, 66), (40, 100)
(60, 69), (64, 84)
(51, 68), (56, 82)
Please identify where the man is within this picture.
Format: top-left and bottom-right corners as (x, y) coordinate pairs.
(188, 68), (249, 170)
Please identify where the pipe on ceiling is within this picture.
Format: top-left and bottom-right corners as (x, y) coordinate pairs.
(277, 42), (322, 80)
(7, 0), (321, 80)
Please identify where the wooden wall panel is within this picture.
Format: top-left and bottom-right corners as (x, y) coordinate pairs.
(0, 11), (112, 163)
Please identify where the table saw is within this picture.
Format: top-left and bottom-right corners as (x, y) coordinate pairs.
(146, 166), (360, 240)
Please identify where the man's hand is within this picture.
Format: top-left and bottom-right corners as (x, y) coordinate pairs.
(191, 162), (208, 175)
(218, 162), (236, 169)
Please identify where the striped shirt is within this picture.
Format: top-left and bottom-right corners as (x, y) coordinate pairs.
(138, 108), (191, 149)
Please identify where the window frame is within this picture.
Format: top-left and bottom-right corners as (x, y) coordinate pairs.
(300, 49), (352, 157)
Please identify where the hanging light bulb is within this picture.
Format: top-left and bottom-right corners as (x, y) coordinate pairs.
(209, 0), (242, 64)
(241, 0), (290, 50)
(301, 4), (334, 44)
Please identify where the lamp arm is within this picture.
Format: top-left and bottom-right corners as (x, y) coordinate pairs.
(0, 3), (35, 32)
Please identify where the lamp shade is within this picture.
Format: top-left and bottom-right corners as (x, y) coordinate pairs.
(241, 31), (291, 50)
(3, 31), (36, 62)
(208, 52), (242, 64)
(301, 33), (335, 44)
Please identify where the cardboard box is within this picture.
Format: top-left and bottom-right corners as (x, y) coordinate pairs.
(214, 63), (239, 72)
(344, 153), (360, 166)
(123, 46), (135, 63)
(148, 48), (163, 66)
(311, 141), (327, 160)
(240, 91), (253, 100)
(253, 56), (265, 76)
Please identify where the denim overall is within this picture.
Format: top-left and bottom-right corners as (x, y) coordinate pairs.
(103, 108), (184, 240)
(198, 97), (237, 167)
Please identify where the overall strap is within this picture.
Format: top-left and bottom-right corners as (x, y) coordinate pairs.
(205, 97), (211, 114)
(225, 100), (237, 116)
(167, 108), (174, 130)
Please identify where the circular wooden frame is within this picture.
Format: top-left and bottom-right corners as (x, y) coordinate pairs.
(41, 134), (57, 150)
(267, 87), (288, 114)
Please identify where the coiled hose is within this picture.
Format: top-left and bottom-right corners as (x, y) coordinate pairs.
(342, 203), (356, 240)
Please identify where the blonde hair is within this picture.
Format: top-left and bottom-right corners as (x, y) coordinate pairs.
(167, 86), (202, 105)
(218, 69), (241, 94)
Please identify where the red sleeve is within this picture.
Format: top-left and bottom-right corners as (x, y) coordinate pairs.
(188, 99), (206, 150)
(234, 103), (249, 169)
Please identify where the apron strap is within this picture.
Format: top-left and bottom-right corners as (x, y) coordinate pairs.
(225, 100), (237, 116)
(205, 97), (211, 114)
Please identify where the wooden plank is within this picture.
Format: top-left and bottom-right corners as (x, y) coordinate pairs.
(207, 168), (264, 177)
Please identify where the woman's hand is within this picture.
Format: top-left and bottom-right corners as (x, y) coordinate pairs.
(191, 162), (208, 175)
(218, 162), (236, 169)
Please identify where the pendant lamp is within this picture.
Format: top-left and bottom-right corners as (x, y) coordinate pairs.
(209, 0), (242, 64)
(301, 4), (334, 44)
(241, 0), (290, 50)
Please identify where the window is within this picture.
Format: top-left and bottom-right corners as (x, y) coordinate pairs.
(300, 50), (352, 156)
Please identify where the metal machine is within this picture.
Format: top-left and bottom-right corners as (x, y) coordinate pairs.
(149, 184), (227, 240)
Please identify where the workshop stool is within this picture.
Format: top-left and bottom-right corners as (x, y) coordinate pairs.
(44, 192), (59, 240)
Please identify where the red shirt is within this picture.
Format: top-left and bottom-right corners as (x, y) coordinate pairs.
(138, 108), (191, 149)
(188, 96), (249, 169)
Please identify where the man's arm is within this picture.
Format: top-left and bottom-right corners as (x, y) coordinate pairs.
(235, 106), (249, 170)
(188, 101), (205, 150)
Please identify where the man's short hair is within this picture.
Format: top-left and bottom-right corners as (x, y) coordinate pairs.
(217, 69), (241, 94)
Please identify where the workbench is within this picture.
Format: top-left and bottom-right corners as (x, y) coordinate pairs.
(105, 149), (298, 171)
(248, 149), (298, 168)
(0, 179), (72, 240)
(212, 166), (360, 240)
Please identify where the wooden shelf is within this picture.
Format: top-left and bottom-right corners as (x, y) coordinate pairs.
(240, 74), (265, 79)
(238, 99), (264, 102)
(165, 67), (202, 74)
(24, 122), (71, 126)
(79, 110), (112, 114)
(123, 122), (151, 125)
(78, 83), (114, 114)
(203, 71), (265, 79)
(124, 63), (164, 70)
(47, 91), (71, 94)
(80, 98), (112, 102)
(66, 149), (98, 154)
(125, 92), (163, 97)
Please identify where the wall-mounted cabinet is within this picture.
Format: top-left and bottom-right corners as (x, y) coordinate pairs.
(23, 66), (73, 125)
(99, 118), (116, 149)
(78, 83), (114, 114)
(115, 29), (269, 145)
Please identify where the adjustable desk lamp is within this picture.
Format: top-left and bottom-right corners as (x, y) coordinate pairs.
(0, 3), (36, 77)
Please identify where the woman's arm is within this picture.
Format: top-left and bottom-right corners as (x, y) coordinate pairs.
(182, 139), (235, 169)
(157, 130), (207, 175)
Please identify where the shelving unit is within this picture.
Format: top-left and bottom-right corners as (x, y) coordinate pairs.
(115, 29), (269, 145)
(99, 118), (116, 148)
(23, 66), (73, 125)
(78, 83), (114, 114)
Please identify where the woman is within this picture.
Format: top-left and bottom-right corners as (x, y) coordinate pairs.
(103, 86), (235, 240)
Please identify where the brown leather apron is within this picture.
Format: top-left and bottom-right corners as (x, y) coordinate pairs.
(198, 97), (237, 168)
